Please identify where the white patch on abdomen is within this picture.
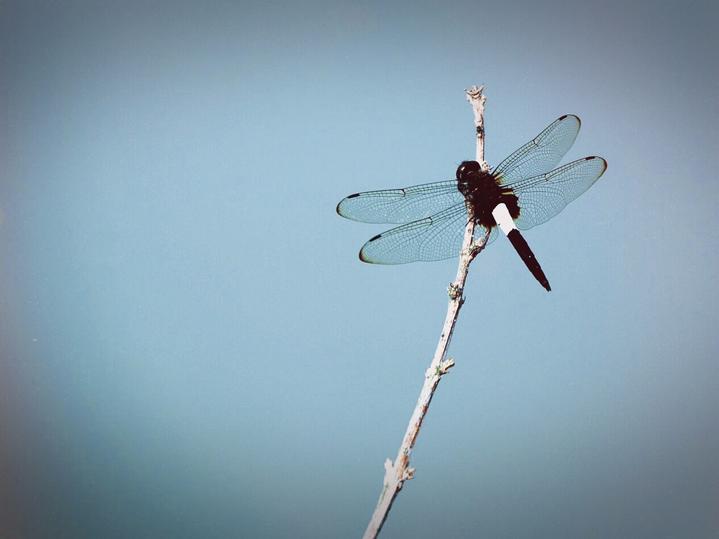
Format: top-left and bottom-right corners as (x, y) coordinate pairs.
(491, 202), (517, 236)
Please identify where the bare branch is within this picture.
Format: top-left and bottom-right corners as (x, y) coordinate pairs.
(362, 85), (490, 539)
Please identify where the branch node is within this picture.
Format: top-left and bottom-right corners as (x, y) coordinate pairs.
(468, 241), (483, 258)
(439, 358), (455, 374)
(447, 282), (462, 300)
(403, 467), (415, 481)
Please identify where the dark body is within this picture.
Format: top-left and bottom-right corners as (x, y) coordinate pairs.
(456, 160), (519, 230)
(457, 160), (549, 290)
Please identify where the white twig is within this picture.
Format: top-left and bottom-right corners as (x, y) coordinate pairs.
(362, 85), (490, 539)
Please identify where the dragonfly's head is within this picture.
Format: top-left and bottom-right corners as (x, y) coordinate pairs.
(456, 160), (480, 180)
(456, 160), (481, 197)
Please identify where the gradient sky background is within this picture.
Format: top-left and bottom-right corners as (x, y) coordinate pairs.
(1, 1), (717, 538)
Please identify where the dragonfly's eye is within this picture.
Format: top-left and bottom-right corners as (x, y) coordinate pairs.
(456, 160), (480, 179)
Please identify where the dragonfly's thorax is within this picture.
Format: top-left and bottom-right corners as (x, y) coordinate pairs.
(456, 160), (520, 230)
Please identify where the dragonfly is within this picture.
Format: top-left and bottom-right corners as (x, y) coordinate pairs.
(336, 114), (607, 291)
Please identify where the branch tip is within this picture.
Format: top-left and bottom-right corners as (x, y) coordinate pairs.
(465, 84), (485, 98)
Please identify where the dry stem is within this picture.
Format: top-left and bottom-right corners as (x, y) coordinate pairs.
(362, 85), (490, 539)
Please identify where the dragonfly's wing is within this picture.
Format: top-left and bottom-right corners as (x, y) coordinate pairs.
(493, 114), (581, 186)
(510, 156), (607, 230)
(337, 180), (463, 224)
(359, 203), (495, 264)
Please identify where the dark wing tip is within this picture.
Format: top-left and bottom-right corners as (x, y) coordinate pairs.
(359, 248), (373, 263)
(336, 195), (356, 217)
(359, 234), (383, 263)
(586, 156), (608, 175)
(560, 113), (581, 126)
(336, 193), (360, 217)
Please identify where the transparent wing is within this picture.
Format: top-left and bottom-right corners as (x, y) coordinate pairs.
(359, 203), (495, 264)
(336, 180), (463, 224)
(493, 114), (581, 185)
(510, 156), (608, 230)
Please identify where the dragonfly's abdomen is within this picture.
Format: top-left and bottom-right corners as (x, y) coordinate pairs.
(456, 161), (519, 230)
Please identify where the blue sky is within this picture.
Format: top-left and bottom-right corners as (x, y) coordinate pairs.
(1, 1), (717, 537)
